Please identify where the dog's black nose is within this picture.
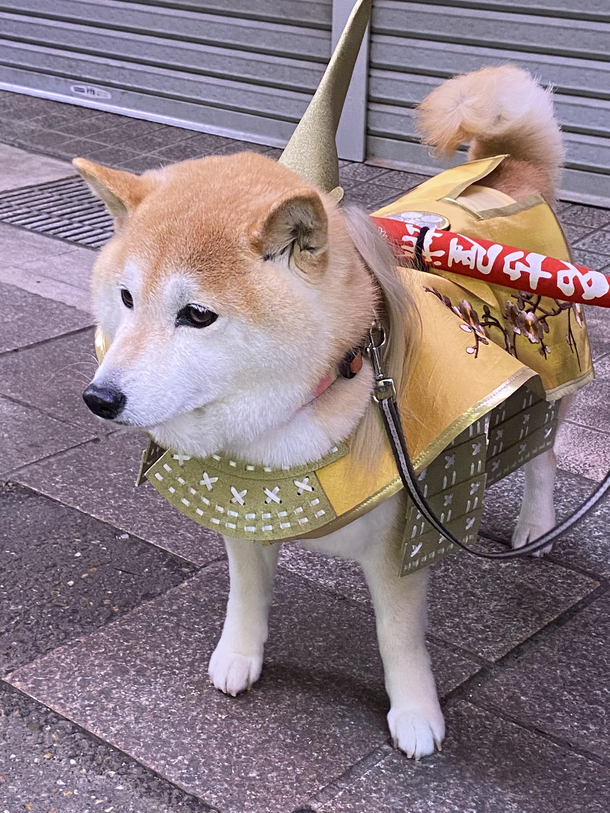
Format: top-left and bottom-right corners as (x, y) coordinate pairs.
(82, 383), (126, 420)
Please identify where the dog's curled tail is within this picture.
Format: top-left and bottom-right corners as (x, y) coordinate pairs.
(416, 65), (565, 186)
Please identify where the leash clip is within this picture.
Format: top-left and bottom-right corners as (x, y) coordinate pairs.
(366, 325), (396, 402)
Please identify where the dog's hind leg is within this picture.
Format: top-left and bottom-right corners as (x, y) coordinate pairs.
(512, 395), (572, 555)
(357, 523), (445, 759)
(511, 448), (557, 555)
(209, 537), (280, 696)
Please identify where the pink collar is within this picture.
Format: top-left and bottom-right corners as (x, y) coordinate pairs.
(306, 348), (364, 403)
(311, 370), (338, 399)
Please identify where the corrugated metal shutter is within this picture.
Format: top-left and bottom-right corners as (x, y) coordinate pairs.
(0, 0), (332, 146)
(367, 1), (610, 205)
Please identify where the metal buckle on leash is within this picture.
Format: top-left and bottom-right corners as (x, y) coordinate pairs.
(366, 325), (396, 402)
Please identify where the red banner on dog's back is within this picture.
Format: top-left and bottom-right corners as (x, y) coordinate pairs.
(371, 216), (610, 308)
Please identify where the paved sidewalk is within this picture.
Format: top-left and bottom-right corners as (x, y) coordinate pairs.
(0, 91), (609, 813)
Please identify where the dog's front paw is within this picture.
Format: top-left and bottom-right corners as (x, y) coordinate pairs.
(208, 645), (263, 696)
(387, 704), (445, 760)
(511, 520), (554, 557)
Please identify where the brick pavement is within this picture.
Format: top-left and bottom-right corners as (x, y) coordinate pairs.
(0, 91), (609, 813)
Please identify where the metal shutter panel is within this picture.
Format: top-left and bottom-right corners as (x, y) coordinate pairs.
(367, 0), (610, 206)
(0, 0), (332, 146)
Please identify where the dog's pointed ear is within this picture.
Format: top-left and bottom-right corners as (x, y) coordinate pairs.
(72, 158), (154, 229)
(251, 189), (328, 276)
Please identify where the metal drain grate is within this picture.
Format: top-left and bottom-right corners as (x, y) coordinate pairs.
(0, 176), (114, 248)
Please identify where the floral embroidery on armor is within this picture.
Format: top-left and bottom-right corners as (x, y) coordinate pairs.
(425, 286), (584, 367)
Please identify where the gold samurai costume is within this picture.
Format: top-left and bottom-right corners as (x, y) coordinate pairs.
(96, 1), (593, 576)
(115, 154), (591, 576)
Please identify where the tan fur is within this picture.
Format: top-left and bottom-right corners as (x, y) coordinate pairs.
(78, 153), (404, 468)
(481, 157), (556, 206)
(73, 159), (154, 228)
(416, 65), (565, 202)
(81, 152), (369, 336)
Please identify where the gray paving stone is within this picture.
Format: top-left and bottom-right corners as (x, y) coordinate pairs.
(8, 565), (480, 813)
(18, 128), (88, 152)
(25, 243), (97, 291)
(561, 203), (610, 229)
(0, 119), (39, 146)
(279, 543), (371, 604)
(14, 432), (225, 566)
(0, 96), (64, 119)
(0, 482), (196, 674)
(28, 111), (79, 130)
(280, 537), (597, 663)
(0, 327), (109, 431)
(563, 222), (596, 245)
(152, 132), (233, 162)
(343, 183), (401, 212)
(32, 102), (107, 123)
(0, 246), (96, 311)
(151, 141), (216, 164)
(83, 145), (142, 168)
(116, 153), (172, 173)
(0, 143), (75, 191)
(0, 223), (75, 267)
(555, 199), (575, 214)
(481, 467), (610, 578)
(47, 114), (126, 140)
(91, 122), (191, 150)
(313, 700), (610, 813)
(555, 419), (610, 482)
(45, 136), (115, 161)
(339, 163), (389, 184)
(106, 118), (169, 139)
(574, 229), (610, 255)
(263, 146), (283, 160)
(427, 545), (597, 661)
(572, 247), (610, 272)
(0, 105), (51, 123)
(368, 168), (430, 189)
(0, 281), (92, 353)
(561, 355), (610, 434)
(369, 171), (432, 194)
(101, 131), (186, 154)
(121, 133), (180, 154)
(0, 394), (95, 477)
(583, 302), (610, 360)
(0, 683), (212, 813)
(0, 264), (92, 311)
(472, 592), (610, 760)
(213, 139), (277, 156)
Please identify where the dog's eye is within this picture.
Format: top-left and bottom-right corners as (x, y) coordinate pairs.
(120, 288), (134, 309)
(176, 304), (218, 329)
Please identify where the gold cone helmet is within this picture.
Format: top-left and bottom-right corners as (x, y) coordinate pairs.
(279, 0), (371, 197)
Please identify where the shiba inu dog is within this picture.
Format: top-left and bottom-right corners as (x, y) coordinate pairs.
(78, 65), (573, 758)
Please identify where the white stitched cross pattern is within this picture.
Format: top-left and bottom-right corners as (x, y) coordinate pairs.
(231, 486), (247, 506)
(200, 472), (218, 491)
(294, 476), (313, 496)
(264, 486), (281, 504)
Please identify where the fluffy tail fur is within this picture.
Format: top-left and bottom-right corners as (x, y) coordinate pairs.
(416, 65), (565, 196)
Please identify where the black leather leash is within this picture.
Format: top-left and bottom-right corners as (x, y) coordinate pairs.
(366, 325), (610, 559)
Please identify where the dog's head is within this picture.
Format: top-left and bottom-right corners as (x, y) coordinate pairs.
(77, 152), (380, 459)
